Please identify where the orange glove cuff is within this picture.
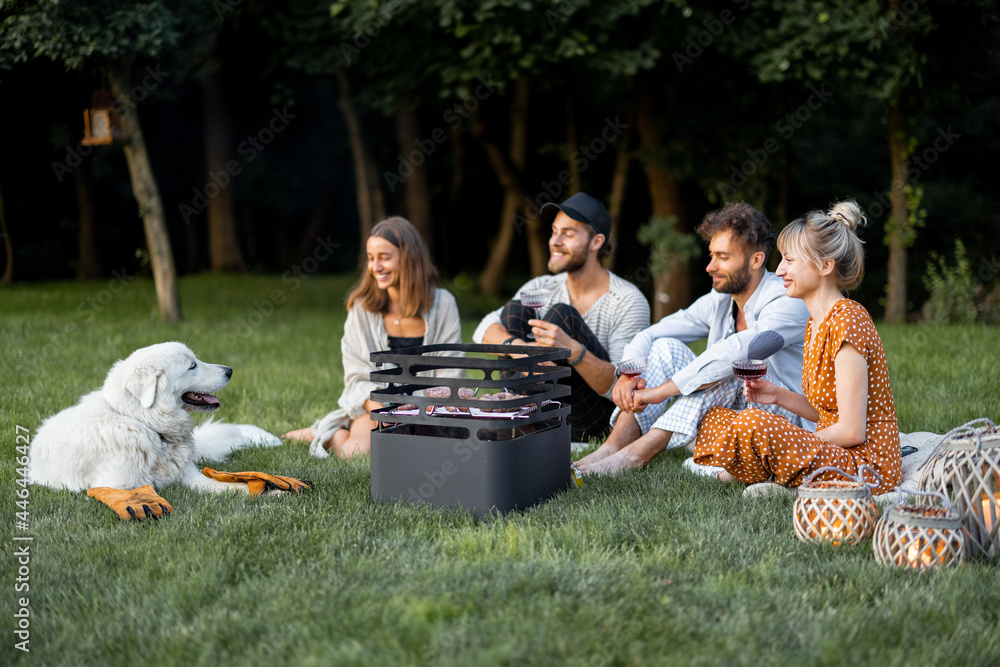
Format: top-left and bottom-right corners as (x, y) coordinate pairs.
(86, 485), (173, 520)
(201, 468), (312, 496)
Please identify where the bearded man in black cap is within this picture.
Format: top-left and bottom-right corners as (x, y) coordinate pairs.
(473, 192), (650, 442)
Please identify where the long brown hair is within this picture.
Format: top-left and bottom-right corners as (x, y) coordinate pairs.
(346, 216), (439, 317)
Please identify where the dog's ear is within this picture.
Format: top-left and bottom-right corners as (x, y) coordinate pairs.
(126, 367), (162, 409)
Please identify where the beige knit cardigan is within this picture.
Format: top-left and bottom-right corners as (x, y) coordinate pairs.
(309, 287), (464, 458)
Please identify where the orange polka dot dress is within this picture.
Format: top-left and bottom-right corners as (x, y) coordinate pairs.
(693, 298), (901, 494)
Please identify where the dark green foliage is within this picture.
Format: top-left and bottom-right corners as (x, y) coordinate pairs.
(922, 239), (978, 324)
(0, 0), (188, 71)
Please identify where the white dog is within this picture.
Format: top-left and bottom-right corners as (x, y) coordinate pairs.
(29, 342), (310, 520)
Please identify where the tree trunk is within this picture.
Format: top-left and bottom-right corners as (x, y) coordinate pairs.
(395, 98), (433, 248)
(0, 183), (11, 285)
(478, 76), (545, 294)
(203, 65), (246, 272)
(477, 134), (520, 295)
(511, 77), (547, 277)
(73, 164), (102, 279)
(109, 68), (182, 322)
(884, 90), (909, 322)
(440, 124), (465, 272)
(605, 85), (636, 271)
(635, 74), (689, 321)
(335, 67), (384, 265)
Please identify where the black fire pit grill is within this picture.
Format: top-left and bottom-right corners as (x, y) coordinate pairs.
(368, 343), (572, 519)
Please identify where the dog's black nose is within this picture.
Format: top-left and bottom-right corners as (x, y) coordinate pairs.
(223, 366), (233, 379)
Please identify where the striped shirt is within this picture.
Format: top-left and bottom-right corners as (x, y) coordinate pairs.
(473, 271), (650, 399)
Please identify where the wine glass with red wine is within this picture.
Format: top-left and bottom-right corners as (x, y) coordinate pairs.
(733, 359), (767, 397)
(519, 288), (549, 339)
(616, 356), (649, 379)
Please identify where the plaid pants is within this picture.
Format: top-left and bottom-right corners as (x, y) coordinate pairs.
(612, 337), (804, 450)
(502, 300), (613, 442)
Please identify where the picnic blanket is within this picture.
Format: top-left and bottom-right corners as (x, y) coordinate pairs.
(874, 431), (943, 502)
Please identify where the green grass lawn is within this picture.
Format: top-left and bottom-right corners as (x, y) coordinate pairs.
(2, 274), (999, 666)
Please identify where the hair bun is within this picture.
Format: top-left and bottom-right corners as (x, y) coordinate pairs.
(827, 200), (866, 232)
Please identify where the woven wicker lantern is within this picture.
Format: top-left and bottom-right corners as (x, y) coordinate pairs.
(873, 489), (966, 571)
(918, 418), (1000, 560)
(793, 465), (881, 546)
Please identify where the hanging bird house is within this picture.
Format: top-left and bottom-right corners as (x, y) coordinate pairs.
(873, 489), (966, 571)
(81, 90), (116, 146)
(919, 418), (1000, 559)
(793, 465), (881, 546)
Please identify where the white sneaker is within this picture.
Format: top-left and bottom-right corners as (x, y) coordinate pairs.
(742, 482), (796, 499)
(682, 457), (725, 479)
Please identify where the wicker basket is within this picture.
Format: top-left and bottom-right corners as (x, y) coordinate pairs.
(793, 465), (881, 546)
(918, 418), (1000, 560)
(873, 489), (966, 571)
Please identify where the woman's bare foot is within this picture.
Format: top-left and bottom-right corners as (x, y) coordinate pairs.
(282, 427), (314, 442)
(717, 470), (737, 483)
(329, 428), (353, 455)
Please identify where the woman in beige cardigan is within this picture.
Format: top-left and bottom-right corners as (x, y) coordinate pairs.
(284, 217), (463, 458)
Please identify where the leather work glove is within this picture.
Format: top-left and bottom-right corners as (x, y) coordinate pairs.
(86, 485), (174, 521)
(201, 468), (313, 496)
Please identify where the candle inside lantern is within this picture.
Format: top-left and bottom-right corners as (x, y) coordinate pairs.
(905, 541), (934, 568)
(982, 492), (999, 534)
(823, 516), (852, 546)
(902, 535), (951, 570)
(813, 505), (853, 545)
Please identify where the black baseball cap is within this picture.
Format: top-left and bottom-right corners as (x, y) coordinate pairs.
(540, 192), (612, 238)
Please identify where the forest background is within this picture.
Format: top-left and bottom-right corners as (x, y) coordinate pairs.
(1, 0), (999, 325)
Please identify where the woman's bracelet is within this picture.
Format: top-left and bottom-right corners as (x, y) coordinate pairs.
(567, 344), (587, 367)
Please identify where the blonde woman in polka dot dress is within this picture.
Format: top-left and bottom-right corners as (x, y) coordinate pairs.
(693, 200), (901, 496)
